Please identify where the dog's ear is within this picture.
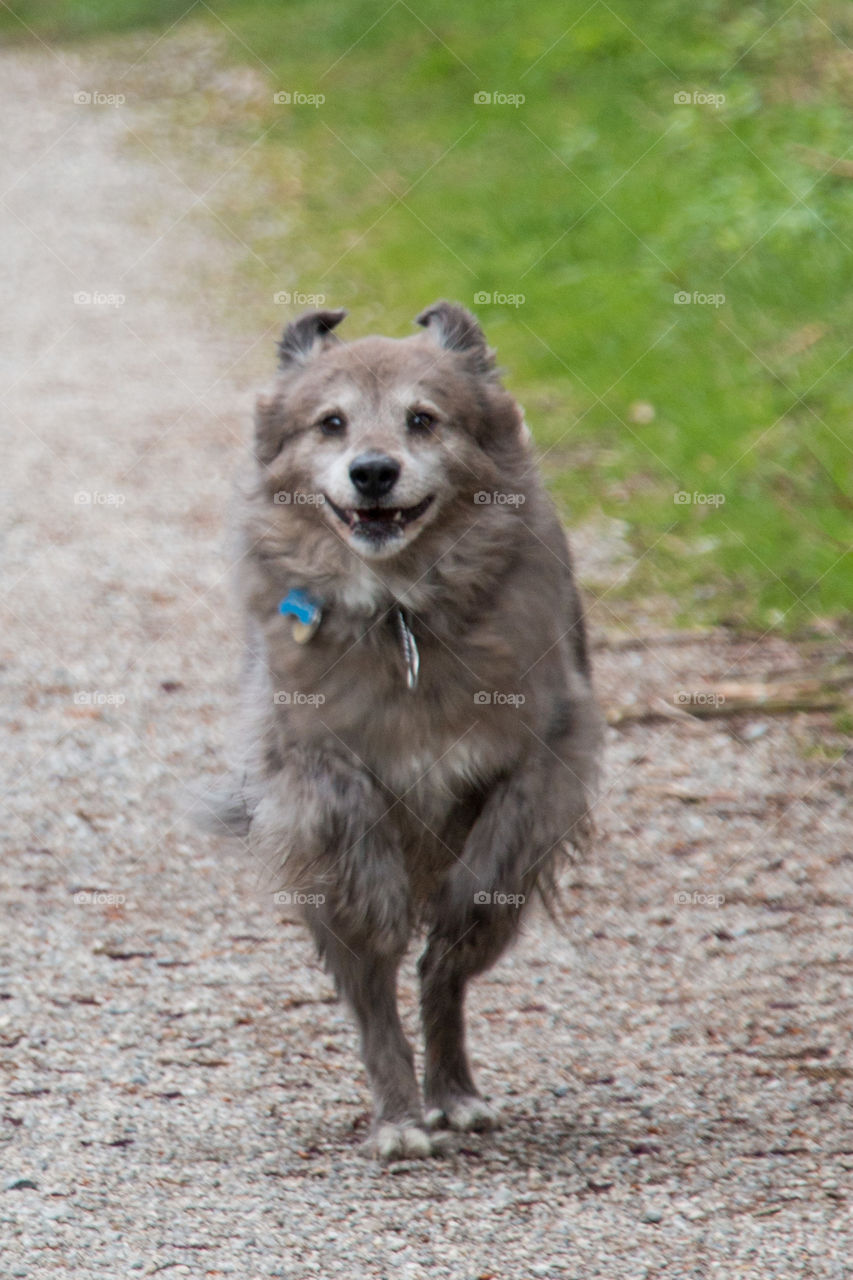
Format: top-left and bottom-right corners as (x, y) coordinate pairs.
(415, 300), (496, 376)
(254, 392), (289, 466)
(278, 308), (347, 369)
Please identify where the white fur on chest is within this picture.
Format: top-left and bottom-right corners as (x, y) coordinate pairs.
(333, 562), (388, 614)
(331, 560), (432, 616)
(379, 731), (494, 799)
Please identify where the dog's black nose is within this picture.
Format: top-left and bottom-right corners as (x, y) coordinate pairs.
(349, 453), (401, 500)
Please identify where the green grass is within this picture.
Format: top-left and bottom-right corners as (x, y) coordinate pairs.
(5, 0), (853, 630)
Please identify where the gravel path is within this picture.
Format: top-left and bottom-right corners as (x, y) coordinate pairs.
(1, 34), (850, 1280)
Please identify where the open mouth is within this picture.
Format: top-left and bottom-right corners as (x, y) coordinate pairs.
(326, 494), (434, 538)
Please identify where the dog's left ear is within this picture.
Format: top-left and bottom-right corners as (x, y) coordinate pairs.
(415, 301), (496, 376)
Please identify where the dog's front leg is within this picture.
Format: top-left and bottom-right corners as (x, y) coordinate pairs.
(251, 751), (439, 1161)
(420, 730), (596, 1131)
(311, 931), (438, 1162)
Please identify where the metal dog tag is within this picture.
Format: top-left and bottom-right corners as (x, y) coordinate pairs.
(395, 607), (420, 692)
(290, 617), (321, 644)
(279, 588), (323, 644)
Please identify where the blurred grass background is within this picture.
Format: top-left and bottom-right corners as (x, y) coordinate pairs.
(4, 0), (852, 631)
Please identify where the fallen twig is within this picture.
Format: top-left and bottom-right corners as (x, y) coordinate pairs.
(608, 675), (848, 726)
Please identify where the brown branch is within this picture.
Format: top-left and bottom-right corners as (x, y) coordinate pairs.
(608, 676), (849, 726)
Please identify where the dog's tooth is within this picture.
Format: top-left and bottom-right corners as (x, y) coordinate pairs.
(393, 510), (404, 523)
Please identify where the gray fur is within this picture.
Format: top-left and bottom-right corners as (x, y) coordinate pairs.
(202, 301), (603, 1161)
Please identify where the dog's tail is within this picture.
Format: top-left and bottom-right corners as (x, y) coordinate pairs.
(186, 773), (254, 839)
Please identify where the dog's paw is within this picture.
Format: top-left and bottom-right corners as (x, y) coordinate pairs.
(371, 1120), (439, 1163)
(425, 1095), (501, 1133)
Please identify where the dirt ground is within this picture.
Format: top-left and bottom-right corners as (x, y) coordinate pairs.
(1, 34), (850, 1280)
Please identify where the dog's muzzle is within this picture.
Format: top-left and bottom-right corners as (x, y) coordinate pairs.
(325, 493), (434, 537)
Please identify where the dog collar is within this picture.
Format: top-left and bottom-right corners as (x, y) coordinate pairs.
(278, 589), (420, 692)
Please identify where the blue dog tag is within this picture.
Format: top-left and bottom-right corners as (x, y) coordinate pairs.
(279, 588), (323, 643)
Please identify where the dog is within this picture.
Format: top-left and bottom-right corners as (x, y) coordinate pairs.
(202, 301), (602, 1161)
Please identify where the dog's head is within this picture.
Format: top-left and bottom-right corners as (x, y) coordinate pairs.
(254, 302), (528, 562)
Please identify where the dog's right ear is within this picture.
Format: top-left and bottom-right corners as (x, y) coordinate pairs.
(277, 308), (347, 369)
(255, 311), (346, 465)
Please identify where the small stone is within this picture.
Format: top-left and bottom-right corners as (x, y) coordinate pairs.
(628, 400), (656, 424)
(641, 1208), (664, 1223)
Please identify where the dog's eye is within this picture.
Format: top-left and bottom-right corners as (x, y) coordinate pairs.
(318, 413), (346, 436)
(407, 409), (435, 433)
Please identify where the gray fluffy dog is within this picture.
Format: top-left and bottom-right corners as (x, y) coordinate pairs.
(201, 301), (602, 1161)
